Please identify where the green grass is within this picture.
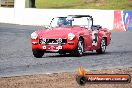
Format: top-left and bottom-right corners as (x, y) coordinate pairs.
(26, 0), (132, 10)
(36, 0), (82, 8)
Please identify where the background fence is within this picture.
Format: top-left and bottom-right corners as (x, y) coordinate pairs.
(0, 8), (114, 30)
(0, 0), (131, 31)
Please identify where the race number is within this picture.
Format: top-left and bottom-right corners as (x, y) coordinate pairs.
(92, 31), (98, 46)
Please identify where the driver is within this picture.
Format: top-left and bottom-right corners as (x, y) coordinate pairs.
(57, 18), (69, 27)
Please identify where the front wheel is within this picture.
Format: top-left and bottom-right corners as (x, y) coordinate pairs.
(32, 49), (45, 58)
(59, 51), (66, 55)
(73, 38), (84, 57)
(96, 38), (106, 54)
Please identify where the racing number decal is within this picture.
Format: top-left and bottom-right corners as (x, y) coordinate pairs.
(92, 31), (98, 46)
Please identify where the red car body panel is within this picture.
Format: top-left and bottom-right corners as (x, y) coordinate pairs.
(31, 26), (111, 52)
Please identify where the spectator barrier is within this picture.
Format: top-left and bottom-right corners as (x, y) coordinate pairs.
(0, 8), (114, 30)
(113, 10), (132, 31)
(0, 0), (131, 31)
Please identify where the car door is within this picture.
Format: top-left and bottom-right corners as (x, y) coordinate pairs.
(83, 28), (92, 51)
(83, 17), (93, 51)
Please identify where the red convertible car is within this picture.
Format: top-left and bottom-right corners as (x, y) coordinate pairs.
(31, 15), (111, 58)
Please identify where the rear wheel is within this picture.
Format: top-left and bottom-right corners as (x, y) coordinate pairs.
(96, 38), (106, 54)
(32, 49), (45, 58)
(73, 38), (84, 57)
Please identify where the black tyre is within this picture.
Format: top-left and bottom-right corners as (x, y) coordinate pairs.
(73, 38), (84, 57)
(76, 75), (87, 85)
(96, 38), (106, 54)
(59, 51), (66, 55)
(32, 49), (45, 58)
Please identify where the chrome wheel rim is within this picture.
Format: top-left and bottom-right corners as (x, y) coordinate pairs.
(101, 39), (106, 52)
(78, 40), (83, 55)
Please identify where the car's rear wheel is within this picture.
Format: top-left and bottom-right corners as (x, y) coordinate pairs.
(73, 38), (84, 57)
(32, 49), (45, 58)
(96, 38), (106, 54)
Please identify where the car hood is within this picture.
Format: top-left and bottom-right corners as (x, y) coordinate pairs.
(36, 27), (81, 38)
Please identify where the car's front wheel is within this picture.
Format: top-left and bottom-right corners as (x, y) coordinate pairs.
(59, 51), (66, 55)
(73, 38), (84, 57)
(32, 49), (45, 58)
(96, 38), (106, 54)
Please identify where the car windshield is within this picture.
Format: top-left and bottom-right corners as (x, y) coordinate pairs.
(50, 17), (90, 28)
(50, 17), (71, 27)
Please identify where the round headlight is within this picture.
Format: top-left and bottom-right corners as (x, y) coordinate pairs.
(31, 32), (38, 39)
(68, 33), (75, 40)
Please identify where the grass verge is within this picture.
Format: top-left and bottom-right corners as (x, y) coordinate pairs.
(26, 0), (132, 10)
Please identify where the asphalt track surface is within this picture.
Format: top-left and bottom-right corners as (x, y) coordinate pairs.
(0, 23), (132, 77)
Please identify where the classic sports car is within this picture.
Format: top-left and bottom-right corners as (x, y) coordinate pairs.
(31, 15), (111, 58)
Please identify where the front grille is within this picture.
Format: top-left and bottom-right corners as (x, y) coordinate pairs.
(39, 38), (67, 45)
